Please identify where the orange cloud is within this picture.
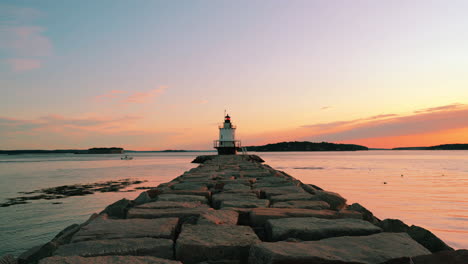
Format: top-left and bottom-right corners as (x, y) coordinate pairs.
(122, 86), (167, 104)
(300, 103), (468, 148)
(243, 103), (468, 148)
(93, 86), (167, 104)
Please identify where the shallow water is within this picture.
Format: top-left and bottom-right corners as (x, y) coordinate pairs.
(0, 150), (467, 256)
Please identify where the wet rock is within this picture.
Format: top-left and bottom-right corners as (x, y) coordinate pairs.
(0, 254), (16, 264)
(381, 249), (468, 264)
(197, 210), (239, 225)
(265, 217), (382, 241)
(101, 198), (133, 219)
(248, 232), (430, 264)
(1, 179), (147, 207)
(249, 208), (339, 227)
(54, 238), (173, 259)
(175, 225), (260, 264)
(39, 256), (181, 264)
(271, 200), (330, 210)
(18, 242), (57, 264)
(71, 216), (178, 242)
(51, 224), (81, 245)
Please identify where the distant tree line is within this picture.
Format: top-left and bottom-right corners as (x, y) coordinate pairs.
(244, 141), (368, 152)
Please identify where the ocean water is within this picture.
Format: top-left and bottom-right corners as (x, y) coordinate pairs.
(0, 151), (467, 256)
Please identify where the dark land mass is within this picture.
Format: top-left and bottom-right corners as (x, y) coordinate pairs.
(245, 141), (368, 152)
(0, 179), (147, 207)
(393, 144), (468, 150)
(0, 147), (124, 155)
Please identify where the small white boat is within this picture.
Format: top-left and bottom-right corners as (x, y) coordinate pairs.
(121, 155), (133, 160)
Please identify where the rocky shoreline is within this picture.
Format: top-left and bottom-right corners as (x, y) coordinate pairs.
(1, 179), (146, 207)
(1, 155), (466, 264)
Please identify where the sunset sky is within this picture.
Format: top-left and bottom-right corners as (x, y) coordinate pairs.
(1, 0), (468, 150)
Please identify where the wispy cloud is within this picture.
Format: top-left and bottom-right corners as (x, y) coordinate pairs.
(94, 90), (128, 102)
(0, 114), (181, 149)
(302, 113), (398, 131)
(320, 106), (332, 110)
(93, 86), (167, 104)
(300, 103), (468, 143)
(0, 115), (142, 135)
(0, 5), (52, 72)
(413, 103), (463, 113)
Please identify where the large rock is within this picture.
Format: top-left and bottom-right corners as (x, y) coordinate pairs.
(271, 200), (329, 209)
(381, 249), (468, 264)
(269, 193), (319, 203)
(197, 210), (239, 225)
(175, 225), (260, 264)
(212, 193), (259, 209)
(265, 217), (382, 241)
(223, 184), (251, 191)
(377, 219), (454, 252)
(136, 201), (208, 209)
(315, 190), (347, 210)
(156, 194), (208, 204)
(162, 190), (211, 198)
(39, 256), (181, 264)
(347, 203), (379, 224)
(18, 242), (57, 264)
(134, 192), (154, 205)
(407, 225), (454, 253)
(101, 198), (133, 219)
(127, 208), (210, 224)
(220, 199), (269, 209)
(256, 186), (305, 199)
(249, 208), (339, 227)
(248, 233), (431, 264)
(54, 238), (173, 259)
(171, 182), (208, 191)
(0, 255), (16, 264)
(71, 216), (178, 242)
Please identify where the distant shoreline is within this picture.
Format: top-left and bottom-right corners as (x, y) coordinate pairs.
(1, 143), (468, 155)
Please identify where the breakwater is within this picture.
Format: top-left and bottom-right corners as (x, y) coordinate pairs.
(2, 155), (466, 264)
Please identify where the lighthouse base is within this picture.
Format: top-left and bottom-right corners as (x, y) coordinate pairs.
(216, 147), (238, 155)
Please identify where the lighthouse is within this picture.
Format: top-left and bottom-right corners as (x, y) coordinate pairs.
(214, 114), (241, 155)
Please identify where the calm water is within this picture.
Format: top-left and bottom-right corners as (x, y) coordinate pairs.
(0, 151), (467, 256)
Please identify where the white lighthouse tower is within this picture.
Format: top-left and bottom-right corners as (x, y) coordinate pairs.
(214, 114), (240, 155)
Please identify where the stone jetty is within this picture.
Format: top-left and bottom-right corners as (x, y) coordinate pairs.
(4, 155), (467, 264)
